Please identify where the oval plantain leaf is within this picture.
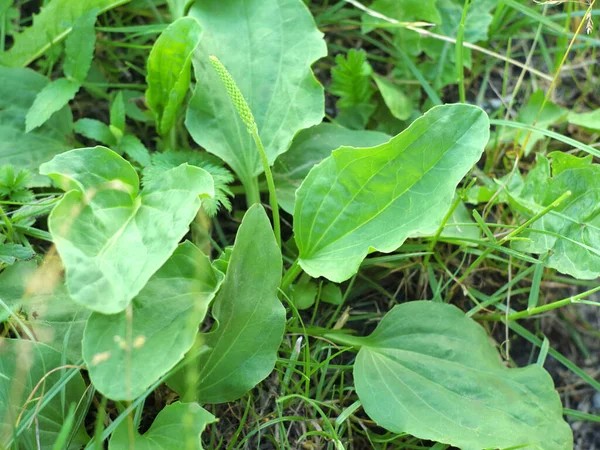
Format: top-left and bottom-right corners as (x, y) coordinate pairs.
(294, 104), (489, 282)
(146, 17), (202, 137)
(352, 301), (573, 450)
(273, 123), (390, 214)
(0, 339), (89, 449)
(83, 242), (223, 400)
(108, 402), (216, 449)
(39, 147), (214, 314)
(0, 0), (129, 68)
(168, 205), (285, 404)
(185, 0), (327, 187)
(510, 152), (600, 279)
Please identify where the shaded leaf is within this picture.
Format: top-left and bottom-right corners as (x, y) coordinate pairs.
(0, 243), (35, 264)
(109, 402), (216, 449)
(510, 153), (600, 279)
(26, 78), (80, 132)
(63, 10), (98, 83)
(117, 134), (152, 167)
(294, 104), (489, 282)
(185, 0), (326, 186)
(0, 0), (129, 67)
(39, 147), (214, 314)
(353, 301), (572, 450)
(74, 118), (116, 146)
(0, 68), (73, 171)
(83, 242), (223, 400)
(0, 339), (89, 449)
(168, 205), (284, 404)
(373, 74), (412, 121)
(273, 123), (390, 214)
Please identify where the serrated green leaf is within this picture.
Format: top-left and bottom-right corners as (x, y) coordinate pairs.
(0, 339), (89, 449)
(510, 153), (600, 279)
(83, 242), (223, 400)
(168, 205), (284, 404)
(273, 123), (390, 214)
(63, 10), (98, 83)
(108, 402), (216, 449)
(74, 118), (116, 146)
(0, 0), (130, 67)
(294, 104), (489, 282)
(26, 78), (80, 132)
(353, 301), (573, 450)
(185, 0), (326, 187)
(146, 17), (202, 137)
(39, 147), (214, 314)
(117, 134), (151, 167)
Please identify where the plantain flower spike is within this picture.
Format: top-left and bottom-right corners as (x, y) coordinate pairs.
(209, 55), (258, 134)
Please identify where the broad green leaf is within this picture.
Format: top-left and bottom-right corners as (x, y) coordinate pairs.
(74, 118), (116, 146)
(290, 276), (318, 310)
(0, 262), (89, 361)
(0, 68), (73, 171)
(39, 147), (214, 314)
(352, 301), (573, 450)
(185, 0), (327, 186)
(63, 10), (98, 83)
(373, 75), (412, 121)
(0, 339), (89, 449)
(25, 78), (81, 132)
(109, 402), (216, 449)
(165, 0), (194, 20)
(568, 109), (600, 132)
(510, 153), (600, 279)
(273, 123), (390, 214)
(168, 205), (284, 404)
(0, 0), (129, 67)
(146, 17), (202, 137)
(83, 242), (223, 400)
(294, 104), (489, 282)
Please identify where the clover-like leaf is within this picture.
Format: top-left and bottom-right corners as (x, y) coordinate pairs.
(185, 0), (327, 187)
(294, 104), (489, 282)
(40, 147), (214, 314)
(351, 301), (573, 450)
(168, 205), (284, 404)
(83, 242), (223, 400)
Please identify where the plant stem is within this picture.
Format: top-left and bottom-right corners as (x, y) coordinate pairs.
(455, 0), (470, 103)
(250, 129), (281, 248)
(242, 176), (261, 207)
(281, 259), (303, 292)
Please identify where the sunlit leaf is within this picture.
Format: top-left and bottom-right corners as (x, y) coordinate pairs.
(352, 301), (573, 450)
(39, 147), (214, 314)
(294, 104), (489, 282)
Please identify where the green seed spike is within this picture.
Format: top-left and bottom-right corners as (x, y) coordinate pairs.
(209, 55), (257, 134)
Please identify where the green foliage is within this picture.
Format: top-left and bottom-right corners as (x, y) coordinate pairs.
(0, 0), (128, 67)
(109, 402), (216, 449)
(350, 301), (573, 450)
(0, 165), (34, 202)
(273, 123), (390, 214)
(39, 147), (214, 314)
(146, 17), (202, 137)
(83, 242), (223, 400)
(63, 10), (98, 83)
(25, 78), (80, 132)
(0, 68), (73, 171)
(0, 339), (89, 449)
(185, 0), (327, 186)
(168, 205), (284, 403)
(294, 104), (489, 282)
(330, 49), (376, 129)
(510, 153), (600, 279)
